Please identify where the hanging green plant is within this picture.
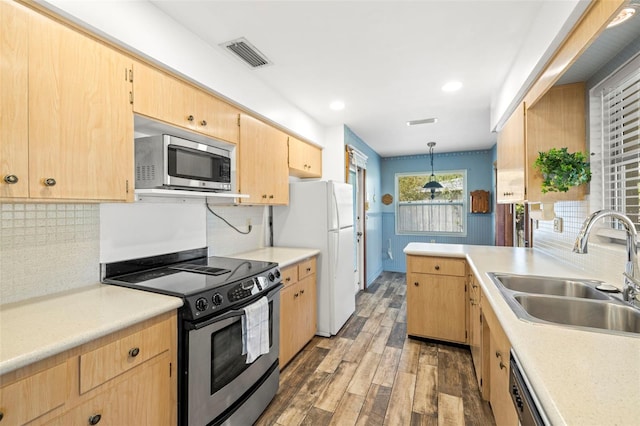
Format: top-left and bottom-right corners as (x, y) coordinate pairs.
(533, 147), (591, 193)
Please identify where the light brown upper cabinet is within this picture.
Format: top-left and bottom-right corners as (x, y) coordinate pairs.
(496, 82), (586, 204)
(238, 114), (289, 205)
(1, 1), (134, 202)
(288, 136), (322, 178)
(132, 61), (240, 145)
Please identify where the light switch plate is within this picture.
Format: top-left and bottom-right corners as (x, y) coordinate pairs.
(553, 217), (563, 233)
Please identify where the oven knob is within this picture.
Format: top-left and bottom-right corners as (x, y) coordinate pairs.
(195, 297), (209, 311)
(212, 293), (223, 306)
(268, 272), (275, 282)
(274, 269), (281, 279)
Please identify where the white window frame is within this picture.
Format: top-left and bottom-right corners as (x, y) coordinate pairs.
(394, 170), (468, 237)
(591, 53), (640, 237)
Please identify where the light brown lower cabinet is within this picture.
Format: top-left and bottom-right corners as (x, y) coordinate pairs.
(406, 255), (468, 344)
(0, 312), (177, 426)
(481, 288), (518, 426)
(279, 257), (317, 368)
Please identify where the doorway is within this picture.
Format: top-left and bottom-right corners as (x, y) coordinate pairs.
(349, 167), (366, 292)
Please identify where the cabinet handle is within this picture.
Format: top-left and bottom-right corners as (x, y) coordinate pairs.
(88, 414), (102, 425)
(414, 282), (419, 286)
(200, 120), (207, 126)
(187, 115), (194, 122)
(43, 178), (56, 187)
(434, 265), (440, 271)
(3, 174), (18, 184)
(129, 347), (140, 358)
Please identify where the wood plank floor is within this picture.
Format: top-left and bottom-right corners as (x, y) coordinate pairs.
(256, 271), (495, 426)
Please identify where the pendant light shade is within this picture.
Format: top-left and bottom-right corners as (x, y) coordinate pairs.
(423, 142), (443, 199)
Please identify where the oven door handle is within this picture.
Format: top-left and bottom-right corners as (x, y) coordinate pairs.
(189, 283), (282, 330)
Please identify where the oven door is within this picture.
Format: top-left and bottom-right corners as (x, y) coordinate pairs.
(185, 285), (280, 426)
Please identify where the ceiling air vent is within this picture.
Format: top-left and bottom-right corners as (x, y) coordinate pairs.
(221, 37), (272, 69)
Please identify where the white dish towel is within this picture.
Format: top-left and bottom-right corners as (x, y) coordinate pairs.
(242, 296), (270, 364)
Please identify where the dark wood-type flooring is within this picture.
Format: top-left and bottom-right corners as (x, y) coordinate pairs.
(256, 271), (495, 426)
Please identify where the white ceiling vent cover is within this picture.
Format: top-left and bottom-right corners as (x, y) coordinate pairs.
(221, 37), (272, 69)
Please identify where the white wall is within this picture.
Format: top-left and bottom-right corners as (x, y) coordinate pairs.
(490, 0), (590, 131)
(323, 126), (346, 182)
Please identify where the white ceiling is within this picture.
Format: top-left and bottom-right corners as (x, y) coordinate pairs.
(149, 1), (572, 157)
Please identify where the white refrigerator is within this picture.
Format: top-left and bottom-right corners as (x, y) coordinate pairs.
(273, 181), (356, 337)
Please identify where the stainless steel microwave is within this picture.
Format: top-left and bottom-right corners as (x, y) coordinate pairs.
(135, 134), (232, 191)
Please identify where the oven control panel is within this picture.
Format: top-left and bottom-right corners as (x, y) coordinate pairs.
(186, 266), (281, 320)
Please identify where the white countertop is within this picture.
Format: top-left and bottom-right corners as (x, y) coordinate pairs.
(404, 242), (640, 426)
(230, 247), (320, 268)
(0, 284), (182, 376)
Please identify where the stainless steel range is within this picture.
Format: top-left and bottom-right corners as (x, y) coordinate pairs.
(102, 247), (282, 426)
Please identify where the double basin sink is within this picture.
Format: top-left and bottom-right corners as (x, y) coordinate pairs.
(487, 273), (640, 336)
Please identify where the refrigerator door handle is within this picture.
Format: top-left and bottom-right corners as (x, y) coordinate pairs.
(332, 187), (341, 231)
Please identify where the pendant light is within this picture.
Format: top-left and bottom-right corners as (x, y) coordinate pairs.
(423, 142), (443, 199)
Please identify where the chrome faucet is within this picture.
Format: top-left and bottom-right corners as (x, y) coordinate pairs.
(573, 209), (639, 306)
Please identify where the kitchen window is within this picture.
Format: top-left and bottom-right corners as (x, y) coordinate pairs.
(395, 170), (467, 235)
(597, 56), (640, 231)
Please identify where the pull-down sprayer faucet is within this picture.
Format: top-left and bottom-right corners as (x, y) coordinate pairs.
(573, 209), (639, 306)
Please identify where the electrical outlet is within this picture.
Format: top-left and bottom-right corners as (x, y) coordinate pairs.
(553, 217), (563, 233)
(246, 218), (252, 227)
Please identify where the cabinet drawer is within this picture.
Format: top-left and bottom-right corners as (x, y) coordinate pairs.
(407, 256), (466, 276)
(80, 319), (171, 393)
(0, 362), (67, 425)
(298, 257), (316, 280)
(280, 264), (298, 288)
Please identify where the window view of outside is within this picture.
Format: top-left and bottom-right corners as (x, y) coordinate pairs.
(396, 171), (466, 234)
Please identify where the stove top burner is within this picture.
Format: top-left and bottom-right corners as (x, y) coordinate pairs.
(168, 263), (230, 276)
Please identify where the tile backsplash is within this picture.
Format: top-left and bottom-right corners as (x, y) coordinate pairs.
(0, 203), (100, 304)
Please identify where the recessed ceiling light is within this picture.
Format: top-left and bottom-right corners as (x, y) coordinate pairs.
(407, 118), (438, 126)
(607, 7), (636, 28)
(329, 100), (345, 111)
(442, 81), (463, 92)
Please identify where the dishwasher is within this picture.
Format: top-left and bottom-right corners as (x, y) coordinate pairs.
(509, 350), (549, 426)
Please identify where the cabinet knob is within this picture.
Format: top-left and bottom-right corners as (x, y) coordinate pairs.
(269, 195), (274, 199)
(0, 411), (4, 421)
(128, 347), (140, 358)
(285, 277), (291, 282)
(306, 267), (311, 272)
(434, 265), (440, 271)
(499, 361), (506, 370)
(200, 120), (207, 126)
(300, 289), (305, 295)
(262, 194), (267, 198)
(3, 174), (18, 184)
(43, 178), (56, 187)
(88, 414), (102, 425)
(414, 282), (419, 286)
(495, 350), (502, 359)
(294, 292), (299, 298)
(187, 115), (194, 122)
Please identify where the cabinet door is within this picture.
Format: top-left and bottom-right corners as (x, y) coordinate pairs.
(238, 114), (288, 205)
(29, 13), (133, 201)
(469, 278), (482, 389)
(132, 61), (194, 131)
(299, 274), (317, 343)
(0, 0), (29, 198)
(497, 103), (525, 204)
(288, 136), (322, 178)
(279, 281), (300, 368)
(193, 90), (240, 144)
(489, 329), (518, 426)
(46, 353), (172, 426)
(406, 273), (467, 343)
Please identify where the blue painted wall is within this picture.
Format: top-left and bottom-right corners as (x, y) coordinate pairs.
(381, 149), (495, 272)
(344, 126), (384, 286)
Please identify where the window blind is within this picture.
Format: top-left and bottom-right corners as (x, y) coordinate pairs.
(603, 66), (640, 229)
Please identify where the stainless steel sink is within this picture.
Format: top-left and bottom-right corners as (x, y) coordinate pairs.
(514, 294), (640, 334)
(493, 273), (611, 300)
(487, 272), (640, 336)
